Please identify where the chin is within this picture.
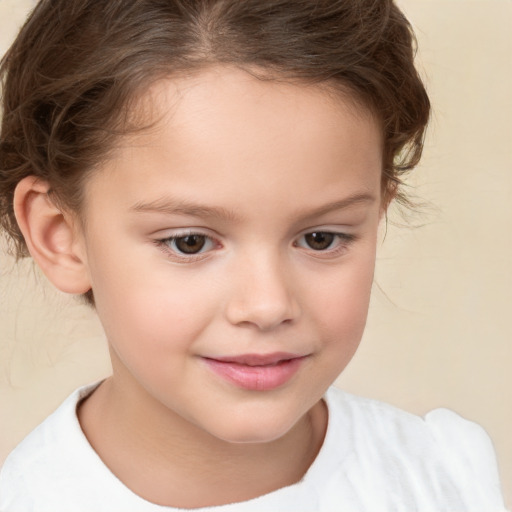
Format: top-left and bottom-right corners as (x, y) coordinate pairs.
(214, 427), (293, 445)
(203, 407), (306, 445)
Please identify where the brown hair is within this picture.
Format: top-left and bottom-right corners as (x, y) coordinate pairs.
(0, 0), (430, 261)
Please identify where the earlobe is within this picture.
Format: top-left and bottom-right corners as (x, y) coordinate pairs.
(13, 176), (91, 295)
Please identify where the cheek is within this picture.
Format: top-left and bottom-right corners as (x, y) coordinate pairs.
(91, 257), (224, 366)
(96, 278), (210, 343)
(94, 285), (211, 393)
(308, 252), (376, 351)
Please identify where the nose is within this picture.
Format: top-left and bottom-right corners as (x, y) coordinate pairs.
(225, 252), (300, 331)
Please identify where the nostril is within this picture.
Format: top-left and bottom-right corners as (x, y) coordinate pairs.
(224, 260), (300, 330)
(225, 294), (299, 330)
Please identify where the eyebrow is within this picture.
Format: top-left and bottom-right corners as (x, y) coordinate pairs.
(130, 193), (376, 222)
(299, 193), (377, 221)
(130, 198), (241, 222)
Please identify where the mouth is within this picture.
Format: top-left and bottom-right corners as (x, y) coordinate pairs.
(202, 353), (308, 391)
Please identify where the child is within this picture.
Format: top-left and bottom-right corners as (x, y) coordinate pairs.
(0, 0), (506, 510)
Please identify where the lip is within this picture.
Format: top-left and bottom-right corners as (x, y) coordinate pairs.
(202, 352), (308, 391)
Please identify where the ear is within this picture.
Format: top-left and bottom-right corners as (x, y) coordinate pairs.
(13, 176), (91, 295)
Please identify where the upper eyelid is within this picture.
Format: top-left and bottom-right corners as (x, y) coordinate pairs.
(295, 231), (356, 245)
(295, 228), (355, 240)
(154, 228), (355, 242)
(154, 227), (219, 239)
(157, 232), (219, 247)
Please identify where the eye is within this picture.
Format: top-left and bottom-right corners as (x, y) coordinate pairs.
(172, 234), (208, 254)
(156, 232), (217, 257)
(303, 232), (336, 250)
(295, 231), (356, 253)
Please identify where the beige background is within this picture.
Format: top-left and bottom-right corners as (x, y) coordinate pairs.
(0, 0), (511, 507)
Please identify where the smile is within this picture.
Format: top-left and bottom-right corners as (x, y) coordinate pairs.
(202, 353), (308, 391)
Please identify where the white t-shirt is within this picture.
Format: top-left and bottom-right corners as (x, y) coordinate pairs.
(0, 383), (506, 512)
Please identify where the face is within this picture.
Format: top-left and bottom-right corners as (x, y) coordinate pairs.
(76, 67), (383, 444)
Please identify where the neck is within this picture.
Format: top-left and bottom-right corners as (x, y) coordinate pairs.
(78, 376), (327, 508)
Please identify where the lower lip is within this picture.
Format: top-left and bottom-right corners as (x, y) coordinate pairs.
(203, 357), (306, 391)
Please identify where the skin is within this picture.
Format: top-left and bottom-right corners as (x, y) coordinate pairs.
(31, 67), (385, 507)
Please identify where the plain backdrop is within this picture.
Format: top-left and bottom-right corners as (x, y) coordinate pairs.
(0, 0), (511, 507)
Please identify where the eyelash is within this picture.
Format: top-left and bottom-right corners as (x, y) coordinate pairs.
(155, 230), (357, 261)
(155, 232), (218, 262)
(293, 232), (357, 257)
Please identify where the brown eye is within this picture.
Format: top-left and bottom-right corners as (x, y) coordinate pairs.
(304, 232), (335, 250)
(174, 235), (207, 254)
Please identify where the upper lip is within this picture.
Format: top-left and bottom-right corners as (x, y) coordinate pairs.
(203, 352), (305, 366)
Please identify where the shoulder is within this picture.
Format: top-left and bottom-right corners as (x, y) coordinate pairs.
(1, 385), (84, 475)
(0, 383), (103, 511)
(325, 385), (488, 445)
(319, 387), (506, 511)
(325, 386), (499, 465)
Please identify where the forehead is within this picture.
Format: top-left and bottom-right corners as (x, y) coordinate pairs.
(117, 66), (382, 150)
(84, 66), (383, 214)
(137, 67), (381, 147)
